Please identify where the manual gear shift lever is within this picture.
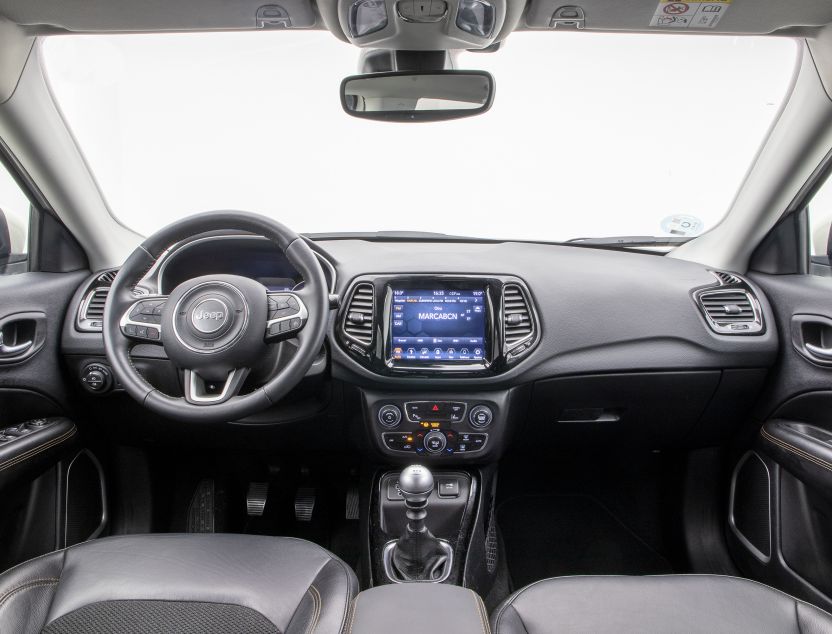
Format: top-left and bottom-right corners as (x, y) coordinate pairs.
(398, 464), (434, 528)
(390, 464), (451, 582)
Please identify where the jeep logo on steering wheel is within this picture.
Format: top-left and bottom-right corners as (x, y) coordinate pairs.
(190, 298), (229, 334)
(194, 310), (224, 320)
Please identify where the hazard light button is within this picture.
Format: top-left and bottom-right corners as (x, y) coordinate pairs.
(404, 401), (468, 423)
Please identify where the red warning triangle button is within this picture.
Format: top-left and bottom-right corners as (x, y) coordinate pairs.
(432, 404), (440, 412)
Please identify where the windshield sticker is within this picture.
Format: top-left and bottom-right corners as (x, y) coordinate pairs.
(661, 214), (704, 237)
(650, 0), (731, 29)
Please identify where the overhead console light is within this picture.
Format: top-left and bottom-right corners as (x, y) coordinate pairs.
(456, 0), (495, 37)
(349, 0), (389, 37)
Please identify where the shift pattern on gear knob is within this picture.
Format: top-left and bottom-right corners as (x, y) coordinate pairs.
(398, 464), (434, 503)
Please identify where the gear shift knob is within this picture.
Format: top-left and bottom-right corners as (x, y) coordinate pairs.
(398, 464), (434, 504)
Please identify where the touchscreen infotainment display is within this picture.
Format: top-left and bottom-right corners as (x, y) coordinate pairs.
(390, 288), (487, 363)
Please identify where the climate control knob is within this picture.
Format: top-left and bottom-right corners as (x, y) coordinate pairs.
(469, 405), (493, 428)
(378, 404), (402, 428)
(423, 430), (447, 454)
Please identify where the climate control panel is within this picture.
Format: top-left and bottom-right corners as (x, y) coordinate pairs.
(382, 429), (488, 455)
(370, 397), (496, 458)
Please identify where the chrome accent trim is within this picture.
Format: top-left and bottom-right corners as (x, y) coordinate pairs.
(501, 282), (538, 355)
(695, 288), (764, 335)
(728, 450), (772, 564)
(76, 287), (110, 333)
(65, 449), (108, 545)
(186, 368), (241, 403)
(341, 281), (375, 349)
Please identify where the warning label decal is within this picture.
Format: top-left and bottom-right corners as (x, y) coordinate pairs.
(650, 0), (731, 29)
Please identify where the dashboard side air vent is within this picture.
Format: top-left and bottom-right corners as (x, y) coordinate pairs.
(77, 287), (110, 332)
(696, 288), (763, 335)
(712, 270), (743, 286)
(502, 283), (537, 356)
(342, 283), (375, 348)
(96, 269), (118, 285)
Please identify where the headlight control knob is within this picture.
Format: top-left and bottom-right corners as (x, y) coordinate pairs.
(81, 363), (113, 393)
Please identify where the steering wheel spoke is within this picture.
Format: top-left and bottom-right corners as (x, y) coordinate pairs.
(183, 367), (250, 405)
(119, 295), (169, 344)
(265, 290), (308, 340)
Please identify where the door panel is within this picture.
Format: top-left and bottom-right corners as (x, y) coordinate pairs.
(735, 271), (832, 611)
(0, 271), (87, 411)
(0, 269), (88, 567)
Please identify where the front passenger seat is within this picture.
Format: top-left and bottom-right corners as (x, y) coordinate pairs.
(0, 533), (357, 634)
(491, 575), (832, 633)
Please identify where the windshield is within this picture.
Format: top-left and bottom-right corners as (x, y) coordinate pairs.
(42, 31), (796, 242)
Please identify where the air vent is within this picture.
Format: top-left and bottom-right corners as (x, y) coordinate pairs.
(712, 270), (743, 286)
(503, 284), (535, 351)
(96, 269), (118, 285)
(76, 288), (110, 332)
(343, 283), (375, 347)
(697, 289), (763, 334)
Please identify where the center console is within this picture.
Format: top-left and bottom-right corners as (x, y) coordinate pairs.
(361, 388), (525, 462)
(338, 274), (539, 376)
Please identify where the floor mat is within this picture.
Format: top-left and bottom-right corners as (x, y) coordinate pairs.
(498, 494), (674, 590)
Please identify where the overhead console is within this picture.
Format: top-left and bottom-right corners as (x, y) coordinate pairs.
(338, 275), (539, 377)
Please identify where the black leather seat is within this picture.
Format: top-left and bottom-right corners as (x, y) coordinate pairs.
(0, 533), (357, 634)
(491, 575), (832, 633)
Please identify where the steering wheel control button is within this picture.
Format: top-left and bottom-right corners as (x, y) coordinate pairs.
(424, 430), (447, 454)
(265, 292), (308, 340)
(378, 404), (402, 428)
(128, 300), (165, 324)
(469, 404), (493, 428)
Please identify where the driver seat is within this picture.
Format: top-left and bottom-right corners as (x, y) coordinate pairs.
(0, 533), (357, 634)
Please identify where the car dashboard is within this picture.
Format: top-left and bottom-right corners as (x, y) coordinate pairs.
(60, 232), (778, 461)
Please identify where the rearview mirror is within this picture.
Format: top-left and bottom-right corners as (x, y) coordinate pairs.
(340, 70), (494, 122)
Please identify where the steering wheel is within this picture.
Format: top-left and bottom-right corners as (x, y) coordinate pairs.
(102, 211), (329, 423)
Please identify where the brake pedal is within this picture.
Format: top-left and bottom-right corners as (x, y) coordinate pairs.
(295, 487), (316, 522)
(187, 479), (216, 533)
(246, 482), (269, 517)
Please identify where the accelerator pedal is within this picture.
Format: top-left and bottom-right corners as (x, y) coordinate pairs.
(345, 485), (360, 520)
(246, 482), (269, 517)
(295, 487), (316, 522)
(187, 479), (217, 533)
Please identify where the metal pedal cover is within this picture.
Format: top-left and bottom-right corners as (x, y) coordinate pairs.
(246, 482), (269, 517)
(345, 485), (359, 520)
(187, 479), (216, 533)
(295, 487), (316, 522)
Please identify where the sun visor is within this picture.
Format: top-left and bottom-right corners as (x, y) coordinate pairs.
(0, 0), (317, 32)
(524, 0), (832, 34)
